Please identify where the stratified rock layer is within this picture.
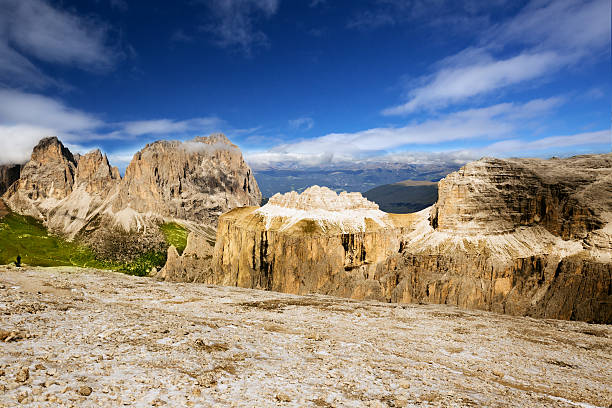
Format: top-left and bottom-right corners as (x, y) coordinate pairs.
(209, 187), (415, 296)
(208, 155), (612, 323)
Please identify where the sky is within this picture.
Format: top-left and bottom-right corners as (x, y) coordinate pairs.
(0, 0), (610, 170)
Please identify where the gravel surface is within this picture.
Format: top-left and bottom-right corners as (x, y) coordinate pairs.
(0, 266), (610, 407)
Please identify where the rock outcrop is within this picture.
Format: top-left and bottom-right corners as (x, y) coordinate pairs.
(157, 233), (214, 282)
(3, 134), (260, 261)
(0, 163), (22, 196)
(207, 155), (612, 323)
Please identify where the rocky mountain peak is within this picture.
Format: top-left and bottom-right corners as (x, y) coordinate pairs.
(192, 133), (233, 146)
(31, 136), (76, 166)
(431, 154), (612, 238)
(75, 149), (121, 194)
(113, 135), (261, 226)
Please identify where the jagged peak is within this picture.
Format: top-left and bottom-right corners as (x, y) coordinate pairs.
(31, 136), (75, 165)
(193, 133), (232, 145)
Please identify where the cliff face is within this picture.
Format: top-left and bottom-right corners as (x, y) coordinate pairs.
(204, 155), (611, 323)
(206, 186), (415, 297)
(3, 134), (260, 260)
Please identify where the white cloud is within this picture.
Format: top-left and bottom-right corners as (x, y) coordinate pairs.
(246, 98), (565, 168)
(246, 128), (611, 170)
(0, 0), (117, 87)
(122, 118), (223, 136)
(487, 0), (610, 54)
(0, 89), (102, 132)
(383, 0), (610, 115)
(203, 0), (280, 54)
(0, 90), (230, 166)
(289, 117), (314, 131)
(383, 52), (564, 115)
(478, 130), (611, 154)
(0, 124), (56, 165)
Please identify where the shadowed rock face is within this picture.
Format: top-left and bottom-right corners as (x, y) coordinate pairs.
(3, 134), (260, 260)
(0, 164), (22, 196)
(198, 155), (611, 323)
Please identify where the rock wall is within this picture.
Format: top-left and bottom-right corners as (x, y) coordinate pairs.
(157, 233), (214, 282)
(206, 156), (612, 323)
(0, 164), (22, 196)
(112, 133), (260, 227)
(207, 187), (416, 295)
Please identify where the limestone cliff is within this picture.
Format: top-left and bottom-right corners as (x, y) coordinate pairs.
(206, 155), (611, 323)
(208, 186), (415, 296)
(3, 134), (260, 261)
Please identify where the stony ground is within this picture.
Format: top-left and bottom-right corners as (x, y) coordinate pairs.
(0, 266), (610, 408)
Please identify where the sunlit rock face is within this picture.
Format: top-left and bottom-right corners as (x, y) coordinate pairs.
(207, 155), (612, 323)
(3, 134), (260, 261)
(211, 186), (415, 298)
(255, 186), (393, 233)
(111, 133), (261, 228)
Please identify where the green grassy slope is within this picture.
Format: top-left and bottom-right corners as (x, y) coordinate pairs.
(0, 211), (170, 276)
(160, 222), (189, 255)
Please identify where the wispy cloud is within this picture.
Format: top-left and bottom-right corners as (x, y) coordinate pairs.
(0, 0), (118, 88)
(383, 0), (610, 115)
(289, 117), (314, 131)
(122, 118), (224, 136)
(383, 51), (564, 115)
(0, 89), (102, 132)
(202, 0), (280, 55)
(0, 90), (231, 166)
(246, 97), (569, 168)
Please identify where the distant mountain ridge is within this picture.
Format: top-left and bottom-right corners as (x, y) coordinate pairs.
(364, 179), (438, 213)
(254, 164), (457, 198)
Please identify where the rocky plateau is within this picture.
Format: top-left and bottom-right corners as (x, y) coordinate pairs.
(164, 154), (612, 323)
(0, 266), (610, 407)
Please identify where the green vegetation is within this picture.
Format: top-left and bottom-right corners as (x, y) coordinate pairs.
(160, 222), (189, 254)
(0, 213), (112, 268)
(116, 251), (167, 277)
(0, 212), (168, 276)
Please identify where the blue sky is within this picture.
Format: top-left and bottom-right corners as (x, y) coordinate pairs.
(0, 0), (609, 170)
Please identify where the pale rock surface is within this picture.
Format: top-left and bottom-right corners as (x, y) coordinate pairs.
(209, 154), (612, 323)
(1, 266), (610, 408)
